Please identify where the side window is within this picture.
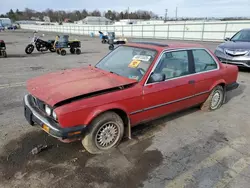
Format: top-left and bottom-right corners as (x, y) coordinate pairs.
(154, 50), (190, 79)
(192, 49), (218, 73)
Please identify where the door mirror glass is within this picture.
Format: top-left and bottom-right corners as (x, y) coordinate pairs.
(148, 72), (165, 83)
(224, 37), (230, 41)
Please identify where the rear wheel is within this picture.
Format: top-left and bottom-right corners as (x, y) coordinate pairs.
(2, 51), (7, 58)
(82, 112), (124, 154)
(76, 48), (81, 55)
(200, 85), (224, 111)
(25, 44), (34, 54)
(109, 44), (114, 51)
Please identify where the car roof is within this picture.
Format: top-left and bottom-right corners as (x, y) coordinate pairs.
(125, 41), (204, 51)
(241, 28), (250, 31)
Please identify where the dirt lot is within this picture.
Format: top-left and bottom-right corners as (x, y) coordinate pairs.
(0, 30), (250, 188)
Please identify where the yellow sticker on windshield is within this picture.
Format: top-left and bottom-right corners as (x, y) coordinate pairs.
(128, 60), (141, 68)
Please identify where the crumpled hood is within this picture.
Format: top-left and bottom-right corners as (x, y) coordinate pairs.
(27, 66), (137, 106)
(218, 41), (250, 50)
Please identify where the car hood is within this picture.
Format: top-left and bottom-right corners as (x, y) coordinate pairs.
(218, 41), (250, 50)
(27, 66), (137, 106)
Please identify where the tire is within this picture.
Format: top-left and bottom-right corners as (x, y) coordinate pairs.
(76, 49), (81, 55)
(82, 112), (124, 154)
(25, 44), (34, 54)
(70, 48), (75, 54)
(60, 49), (66, 56)
(109, 44), (114, 51)
(200, 85), (224, 111)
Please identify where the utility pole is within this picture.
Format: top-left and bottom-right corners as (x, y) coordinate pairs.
(175, 7), (178, 20)
(165, 9), (168, 22)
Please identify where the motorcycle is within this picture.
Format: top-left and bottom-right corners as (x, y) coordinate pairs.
(25, 32), (56, 54)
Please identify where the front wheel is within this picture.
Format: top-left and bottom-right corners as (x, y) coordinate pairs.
(82, 112), (124, 154)
(200, 85), (224, 111)
(60, 49), (66, 56)
(25, 44), (35, 54)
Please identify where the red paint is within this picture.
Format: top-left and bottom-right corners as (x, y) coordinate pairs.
(26, 43), (239, 128)
(27, 66), (137, 106)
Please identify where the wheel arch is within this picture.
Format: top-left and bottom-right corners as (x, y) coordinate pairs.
(85, 106), (130, 128)
(209, 79), (226, 92)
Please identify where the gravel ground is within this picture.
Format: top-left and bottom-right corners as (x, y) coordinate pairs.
(0, 30), (250, 188)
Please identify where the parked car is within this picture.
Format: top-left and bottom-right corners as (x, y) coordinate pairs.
(7, 25), (17, 30)
(23, 42), (239, 154)
(214, 28), (250, 68)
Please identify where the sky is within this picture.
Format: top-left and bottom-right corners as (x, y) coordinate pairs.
(1, 0), (250, 18)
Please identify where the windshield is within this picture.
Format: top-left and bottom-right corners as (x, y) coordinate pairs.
(95, 46), (157, 81)
(231, 30), (250, 42)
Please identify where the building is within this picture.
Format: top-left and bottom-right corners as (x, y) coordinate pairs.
(0, 18), (12, 27)
(75, 16), (112, 25)
(30, 17), (41, 21)
(43, 16), (51, 22)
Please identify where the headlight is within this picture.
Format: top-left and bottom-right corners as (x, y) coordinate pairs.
(45, 105), (52, 116)
(52, 111), (57, 120)
(215, 46), (224, 52)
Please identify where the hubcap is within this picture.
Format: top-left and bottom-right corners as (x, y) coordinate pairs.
(211, 90), (222, 109)
(95, 122), (120, 150)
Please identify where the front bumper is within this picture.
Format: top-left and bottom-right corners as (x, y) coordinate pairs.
(215, 52), (250, 68)
(23, 94), (86, 140)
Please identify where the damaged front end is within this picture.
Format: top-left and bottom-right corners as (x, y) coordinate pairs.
(23, 94), (87, 141)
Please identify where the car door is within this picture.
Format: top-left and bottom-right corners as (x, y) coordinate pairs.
(130, 50), (197, 125)
(190, 49), (222, 105)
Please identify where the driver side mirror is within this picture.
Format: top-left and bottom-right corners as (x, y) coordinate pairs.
(148, 72), (166, 83)
(224, 37), (230, 41)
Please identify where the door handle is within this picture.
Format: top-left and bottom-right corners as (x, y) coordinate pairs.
(188, 80), (195, 84)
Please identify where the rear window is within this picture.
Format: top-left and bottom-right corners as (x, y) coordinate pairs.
(192, 49), (218, 73)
